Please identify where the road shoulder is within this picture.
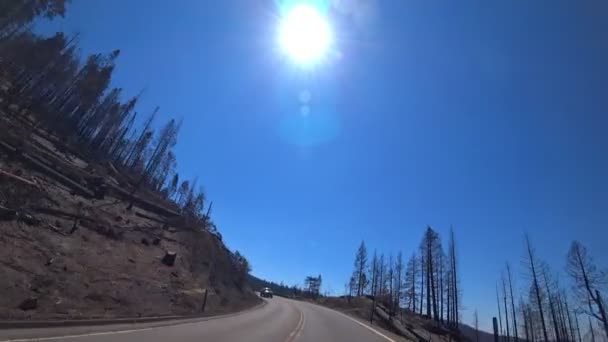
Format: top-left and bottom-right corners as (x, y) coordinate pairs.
(0, 299), (267, 341)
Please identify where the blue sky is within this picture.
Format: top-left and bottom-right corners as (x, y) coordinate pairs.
(37, 0), (608, 330)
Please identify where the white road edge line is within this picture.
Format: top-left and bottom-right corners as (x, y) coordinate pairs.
(330, 309), (396, 342)
(0, 327), (158, 342)
(1, 301), (268, 342)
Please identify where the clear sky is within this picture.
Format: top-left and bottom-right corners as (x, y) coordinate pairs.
(37, 0), (608, 331)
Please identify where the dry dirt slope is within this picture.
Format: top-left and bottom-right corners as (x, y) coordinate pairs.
(0, 219), (258, 320)
(0, 109), (259, 320)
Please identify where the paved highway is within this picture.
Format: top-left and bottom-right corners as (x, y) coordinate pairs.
(0, 297), (406, 342)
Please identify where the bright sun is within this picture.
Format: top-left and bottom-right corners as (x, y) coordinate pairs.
(279, 3), (333, 66)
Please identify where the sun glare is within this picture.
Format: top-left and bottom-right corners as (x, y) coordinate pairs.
(279, 3), (333, 66)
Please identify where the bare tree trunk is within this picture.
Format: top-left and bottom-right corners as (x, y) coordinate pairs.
(371, 252), (378, 297)
(575, 313), (582, 342)
(427, 239), (432, 317)
(558, 294), (568, 341)
(428, 237), (438, 321)
(528, 305), (536, 342)
(440, 253), (444, 322)
(450, 228), (459, 328)
(564, 297), (575, 342)
(395, 253), (403, 316)
(589, 317), (596, 342)
(595, 290), (608, 340)
(508, 264), (519, 341)
(498, 284), (504, 340)
(447, 270), (451, 325)
(388, 254), (394, 316)
(503, 275), (511, 342)
(542, 270), (561, 342)
(526, 236), (549, 342)
(420, 254), (424, 316)
(412, 255), (417, 313)
(522, 303), (530, 342)
(474, 309), (479, 342)
(570, 243), (608, 339)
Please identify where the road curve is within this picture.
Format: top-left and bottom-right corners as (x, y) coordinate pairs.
(0, 297), (404, 342)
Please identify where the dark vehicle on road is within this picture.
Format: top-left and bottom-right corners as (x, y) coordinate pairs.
(260, 287), (273, 298)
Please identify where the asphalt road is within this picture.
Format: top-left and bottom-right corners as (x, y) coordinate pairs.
(0, 297), (404, 342)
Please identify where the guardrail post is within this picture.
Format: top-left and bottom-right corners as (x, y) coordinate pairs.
(202, 289), (208, 312)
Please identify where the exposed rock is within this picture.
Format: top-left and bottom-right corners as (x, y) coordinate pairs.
(18, 212), (40, 226)
(162, 251), (177, 266)
(18, 297), (37, 311)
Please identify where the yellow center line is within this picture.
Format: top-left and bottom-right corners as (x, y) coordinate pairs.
(284, 305), (305, 342)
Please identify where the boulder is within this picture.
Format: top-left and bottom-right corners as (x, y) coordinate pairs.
(162, 251), (177, 266)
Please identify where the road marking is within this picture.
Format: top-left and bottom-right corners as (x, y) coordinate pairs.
(284, 306), (305, 342)
(330, 309), (396, 342)
(0, 327), (158, 342)
(1, 301), (268, 342)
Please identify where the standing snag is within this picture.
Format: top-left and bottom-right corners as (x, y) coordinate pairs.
(474, 309), (480, 342)
(448, 227), (460, 327)
(525, 235), (549, 342)
(566, 241), (608, 338)
(507, 263), (519, 342)
(352, 241), (368, 296)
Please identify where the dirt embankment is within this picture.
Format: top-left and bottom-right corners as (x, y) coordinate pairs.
(0, 110), (259, 320)
(314, 296), (466, 342)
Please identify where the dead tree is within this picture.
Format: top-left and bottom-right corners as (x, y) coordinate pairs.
(575, 312), (582, 342)
(370, 250), (379, 297)
(525, 235), (549, 342)
(588, 317), (596, 342)
(352, 241), (368, 296)
(474, 309), (480, 342)
(420, 251), (425, 315)
(405, 253), (417, 312)
(564, 294), (575, 342)
(542, 268), (561, 342)
(521, 298), (530, 342)
(503, 274), (511, 342)
(449, 227), (460, 327)
(393, 252), (404, 315)
(378, 254), (386, 297)
(388, 254), (394, 314)
(508, 263), (520, 341)
(566, 241), (608, 338)
(498, 283), (505, 338)
(440, 250), (445, 322)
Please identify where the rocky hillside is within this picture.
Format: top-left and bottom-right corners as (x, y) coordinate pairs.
(0, 107), (259, 320)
